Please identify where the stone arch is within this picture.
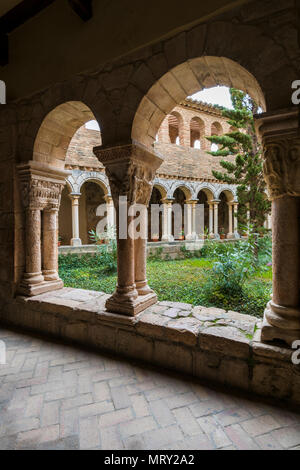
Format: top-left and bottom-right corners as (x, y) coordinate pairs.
(169, 182), (193, 200)
(196, 184), (215, 202)
(132, 56), (266, 148)
(216, 186), (236, 202)
(76, 172), (110, 196)
(152, 182), (168, 200)
(65, 179), (74, 194)
(33, 101), (100, 169)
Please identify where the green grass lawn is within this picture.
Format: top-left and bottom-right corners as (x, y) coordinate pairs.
(59, 255), (272, 318)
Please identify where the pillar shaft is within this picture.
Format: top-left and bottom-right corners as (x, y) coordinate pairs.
(24, 208), (44, 284)
(161, 199), (174, 241)
(42, 209), (60, 281)
(233, 203), (239, 233)
(94, 142), (163, 316)
(256, 107), (300, 346)
(213, 201), (220, 238)
(70, 193), (82, 246)
(134, 209), (153, 295)
(208, 203), (214, 236)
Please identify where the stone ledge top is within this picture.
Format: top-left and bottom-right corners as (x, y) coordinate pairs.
(16, 287), (292, 362)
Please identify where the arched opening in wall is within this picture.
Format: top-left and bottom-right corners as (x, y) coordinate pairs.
(210, 122), (223, 152)
(172, 187), (191, 240)
(190, 117), (205, 149)
(197, 189), (214, 234)
(79, 181), (107, 245)
(148, 186), (165, 241)
(218, 190), (234, 238)
(33, 102), (100, 169)
(168, 112), (183, 145)
(132, 57), (265, 149)
(17, 102), (102, 294)
(59, 184), (72, 246)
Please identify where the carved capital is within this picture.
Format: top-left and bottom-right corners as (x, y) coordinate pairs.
(255, 107), (300, 200)
(93, 141), (163, 207)
(17, 161), (71, 210)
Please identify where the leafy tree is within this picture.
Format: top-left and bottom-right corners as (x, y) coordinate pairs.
(206, 88), (270, 233)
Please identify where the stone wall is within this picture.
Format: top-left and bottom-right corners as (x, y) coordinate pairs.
(2, 288), (299, 406)
(64, 102), (235, 182)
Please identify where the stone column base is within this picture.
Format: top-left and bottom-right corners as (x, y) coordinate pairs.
(261, 302), (300, 347)
(71, 238), (82, 246)
(106, 292), (157, 316)
(161, 235), (174, 242)
(18, 279), (64, 297)
(227, 233), (235, 239)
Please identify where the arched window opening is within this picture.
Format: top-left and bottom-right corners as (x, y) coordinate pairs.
(190, 117), (205, 149)
(168, 112), (183, 145)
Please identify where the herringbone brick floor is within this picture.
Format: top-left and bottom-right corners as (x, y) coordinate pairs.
(0, 327), (300, 450)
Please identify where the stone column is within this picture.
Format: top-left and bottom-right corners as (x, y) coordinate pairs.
(69, 193), (82, 246)
(256, 108), (300, 346)
(227, 202), (234, 239)
(42, 208), (63, 285)
(208, 203), (214, 238)
(233, 202), (239, 236)
(17, 161), (70, 296)
(186, 200), (198, 240)
(105, 195), (115, 229)
(22, 207), (44, 290)
(213, 200), (220, 239)
(94, 142), (162, 316)
(161, 199), (174, 242)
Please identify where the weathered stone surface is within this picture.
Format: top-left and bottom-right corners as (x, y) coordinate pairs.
(153, 340), (193, 375)
(164, 317), (201, 346)
(192, 306), (226, 322)
(159, 301), (192, 311)
(161, 308), (181, 318)
(136, 312), (169, 339)
(1, 288), (300, 406)
(199, 325), (251, 359)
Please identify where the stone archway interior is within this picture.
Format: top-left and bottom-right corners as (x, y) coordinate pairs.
(33, 101), (97, 169)
(132, 56), (265, 148)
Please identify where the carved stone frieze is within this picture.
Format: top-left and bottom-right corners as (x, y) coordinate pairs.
(263, 139), (300, 200)
(17, 161), (71, 210)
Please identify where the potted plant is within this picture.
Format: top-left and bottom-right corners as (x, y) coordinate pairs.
(219, 227), (226, 240)
(151, 233), (159, 242)
(89, 229), (105, 245)
(178, 230), (185, 241)
(58, 235), (62, 247)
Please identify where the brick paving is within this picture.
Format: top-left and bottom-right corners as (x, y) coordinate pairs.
(0, 327), (300, 450)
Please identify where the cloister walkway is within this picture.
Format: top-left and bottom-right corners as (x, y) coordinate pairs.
(0, 327), (299, 450)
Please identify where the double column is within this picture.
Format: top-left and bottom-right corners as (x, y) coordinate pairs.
(256, 108), (300, 346)
(94, 142), (163, 316)
(18, 161), (70, 296)
(185, 200), (198, 240)
(161, 199), (174, 242)
(227, 202), (239, 239)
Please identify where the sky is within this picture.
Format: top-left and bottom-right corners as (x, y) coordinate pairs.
(189, 86), (233, 108)
(85, 86), (232, 131)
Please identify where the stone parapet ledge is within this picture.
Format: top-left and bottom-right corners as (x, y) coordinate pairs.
(1, 288), (299, 405)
